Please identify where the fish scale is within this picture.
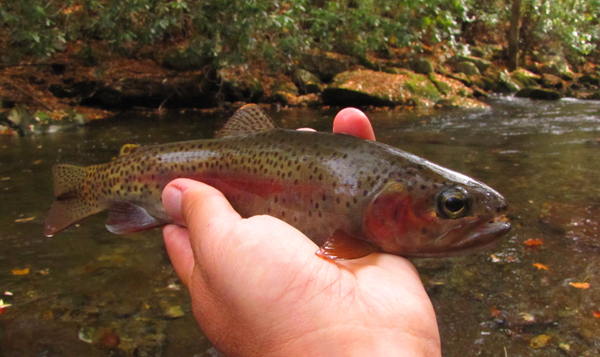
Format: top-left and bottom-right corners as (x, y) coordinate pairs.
(45, 104), (510, 260)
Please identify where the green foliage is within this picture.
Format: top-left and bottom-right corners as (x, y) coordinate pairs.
(0, 0), (598, 68)
(522, 0), (600, 55)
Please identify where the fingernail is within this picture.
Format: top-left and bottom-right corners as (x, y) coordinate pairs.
(162, 184), (184, 224)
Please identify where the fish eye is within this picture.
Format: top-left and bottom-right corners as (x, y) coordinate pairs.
(437, 187), (470, 219)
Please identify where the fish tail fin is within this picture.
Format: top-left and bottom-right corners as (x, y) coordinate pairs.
(44, 164), (102, 237)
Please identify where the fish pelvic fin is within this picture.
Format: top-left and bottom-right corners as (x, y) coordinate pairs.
(44, 164), (103, 237)
(215, 104), (277, 138)
(106, 202), (167, 234)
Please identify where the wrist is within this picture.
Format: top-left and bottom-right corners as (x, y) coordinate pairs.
(267, 323), (441, 357)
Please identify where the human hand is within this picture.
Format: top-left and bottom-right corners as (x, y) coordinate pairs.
(161, 108), (441, 356)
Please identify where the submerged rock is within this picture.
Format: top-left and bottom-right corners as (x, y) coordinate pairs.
(515, 88), (561, 100)
(437, 96), (490, 109)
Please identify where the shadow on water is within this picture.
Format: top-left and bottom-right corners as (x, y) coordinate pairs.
(0, 97), (599, 355)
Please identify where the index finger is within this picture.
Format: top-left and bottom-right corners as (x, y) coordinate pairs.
(332, 108), (376, 140)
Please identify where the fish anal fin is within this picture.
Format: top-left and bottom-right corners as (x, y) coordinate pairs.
(106, 202), (165, 234)
(215, 104), (277, 138)
(316, 230), (378, 260)
(119, 143), (140, 157)
(45, 199), (102, 237)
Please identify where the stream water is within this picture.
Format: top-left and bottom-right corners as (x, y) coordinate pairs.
(0, 97), (599, 356)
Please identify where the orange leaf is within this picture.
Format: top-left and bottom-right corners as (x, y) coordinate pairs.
(533, 263), (549, 270)
(569, 282), (590, 289)
(11, 268), (30, 275)
(530, 334), (551, 348)
(524, 239), (543, 246)
(593, 311), (600, 318)
(490, 307), (501, 317)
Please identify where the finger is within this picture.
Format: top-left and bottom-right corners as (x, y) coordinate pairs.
(162, 224), (195, 287)
(333, 107), (376, 140)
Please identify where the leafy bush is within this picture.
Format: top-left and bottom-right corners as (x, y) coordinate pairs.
(0, 0), (598, 68)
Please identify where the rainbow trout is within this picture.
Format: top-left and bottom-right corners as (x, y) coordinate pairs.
(45, 104), (510, 260)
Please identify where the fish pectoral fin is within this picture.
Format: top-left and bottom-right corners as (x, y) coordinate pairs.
(316, 230), (378, 260)
(106, 202), (165, 234)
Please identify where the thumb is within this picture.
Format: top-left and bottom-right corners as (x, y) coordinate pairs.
(161, 179), (242, 286)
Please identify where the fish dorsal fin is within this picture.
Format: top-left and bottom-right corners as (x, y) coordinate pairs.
(215, 104), (277, 138)
(119, 143), (140, 157)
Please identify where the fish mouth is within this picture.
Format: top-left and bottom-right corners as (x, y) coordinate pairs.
(448, 215), (511, 255)
(412, 215), (511, 258)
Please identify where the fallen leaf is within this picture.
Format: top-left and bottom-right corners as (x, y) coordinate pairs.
(519, 312), (535, 322)
(32, 160), (42, 165)
(12, 268), (30, 275)
(14, 216), (35, 223)
(533, 263), (549, 270)
(593, 311), (600, 318)
(530, 334), (551, 348)
(558, 343), (570, 351)
(524, 238), (543, 246)
(569, 282), (590, 289)
(490, 307), (501, 317)
(0, 299), (11, 314)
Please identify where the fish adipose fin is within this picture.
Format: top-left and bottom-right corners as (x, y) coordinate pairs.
(45, 164), (102, 237)
(118, 143), (140, 157)
(106, 202), (165, 234)
(215, 104), (277, 138)
(316, 230), (378, 260)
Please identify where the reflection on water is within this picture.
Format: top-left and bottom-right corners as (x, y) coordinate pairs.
(1, 97), (599, 356)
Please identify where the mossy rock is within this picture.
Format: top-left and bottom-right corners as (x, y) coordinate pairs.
(455, 61), (480, 76)
(404, 73), (442, 102)
(515, 88), (561, 100)
(292, 69), (322, 94)
(163, 48), (213, 71)
(219, 66), (265, 102)
(579, 74), (600, 87)
(429, 73), (473, 97)
(511, 68), (541, 87)
(541, 74), (565, 90)
(539, 55), (573, 80)
(455, 55), (491, 73)
(299, 51), (354, 82)
(271, 78), (299, 96)
(409, 57), (434, 75)
(496, 70), (521, 93)
(323, 69), (441, 107)
(437, 97), (490, 109)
